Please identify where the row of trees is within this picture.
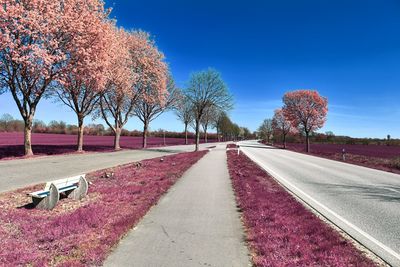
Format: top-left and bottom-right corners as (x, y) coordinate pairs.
(0, 113), (221, 139)
(258, 90), (328, 152)
(173, 69), (254, 149)
(0, 1), (247, 155)
(0, 0), (179, 156)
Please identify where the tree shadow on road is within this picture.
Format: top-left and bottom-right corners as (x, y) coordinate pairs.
(310, 182), (400, 203)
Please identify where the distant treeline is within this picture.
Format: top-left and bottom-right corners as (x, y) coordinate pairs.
(273, 131), (400, 146)
(0, 114), (218, 140)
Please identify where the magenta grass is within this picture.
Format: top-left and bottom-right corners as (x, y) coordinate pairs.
(0, 150), (207, 266)
(281, 143), (400, 174)
(0, 132), (212, 159)
(227, 148), (377, 267)
(285, 143), (400, 159)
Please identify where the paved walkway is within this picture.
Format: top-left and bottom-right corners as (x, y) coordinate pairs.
(0, 143), (216, 193)
(104, 144), (250, 267)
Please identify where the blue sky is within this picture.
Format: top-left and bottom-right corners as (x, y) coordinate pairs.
(1, 0), (400, 138)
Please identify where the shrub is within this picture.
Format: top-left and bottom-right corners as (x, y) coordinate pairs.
(389, 157), (400, 169)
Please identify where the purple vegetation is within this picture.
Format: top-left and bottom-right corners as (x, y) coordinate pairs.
(281, 143), (400, 174)
(0, 151), (207, 266)
(0, 132), (214, 160)
(226, 148), (377, 267)
(226, 143), (238, 149)
(284, 143), (400, 159)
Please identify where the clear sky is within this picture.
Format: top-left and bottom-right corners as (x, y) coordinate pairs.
(1, 0), (400, 138)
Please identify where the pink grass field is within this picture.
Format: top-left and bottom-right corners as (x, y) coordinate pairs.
(0, 151), (207, 266)
(0, 132), (211, 160)
(227, 147), (378, 267)
(279, 143), (400, 174)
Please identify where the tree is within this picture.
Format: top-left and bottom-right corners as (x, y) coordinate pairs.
(283, 90), (328, 152)
(185, 69), (233, 151)
(0, 0), (85, 155)
(200, 105), (219, 143)
(0, 113), (13, 132)
(241, 127), (251, 140)
(98, 28), (137, 150)
(134, 74), (178, 148)
(175, 93), (193, 145)
(258, 119), (273, 144)
(272, 109), (295, 148)
(55, 2), (111, 152)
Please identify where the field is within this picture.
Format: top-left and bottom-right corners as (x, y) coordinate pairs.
(275, 142), (400, 174)
(0, 132), (207, 160)
(227, 146), (377, 266)
(0, 151), (207, 266)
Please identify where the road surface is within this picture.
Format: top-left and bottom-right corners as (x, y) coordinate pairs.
(104, 144), (250, 267)
(239, 140), (400, 266)
(0, 143), (219, 193)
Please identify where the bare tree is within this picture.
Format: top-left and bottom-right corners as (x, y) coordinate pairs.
(200, 105), (219, 143)
(134, 75), (180, 148)
(258, 118), (273, 144)
(185, 69), (233, 151)
(272, 108), (295, 148)
(175, 93), (193, 145)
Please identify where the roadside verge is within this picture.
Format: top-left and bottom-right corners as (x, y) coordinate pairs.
(0, 151), (206, 266)
(226, 146), (382, 266)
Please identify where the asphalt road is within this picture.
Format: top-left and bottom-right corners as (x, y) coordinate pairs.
(0, 143), (218, 193)
(104, 144), (250, 267)
(239, 140), (400, 266)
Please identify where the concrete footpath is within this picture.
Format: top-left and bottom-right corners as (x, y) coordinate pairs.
(104, 144), (250, 267)
(0, 143), (217, 193)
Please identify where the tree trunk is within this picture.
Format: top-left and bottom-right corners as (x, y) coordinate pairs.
(142, 122), (148, 148)
(204, 130), (208, 143)
(24, 116), (34, 156)
(195, 119), (200, 151)
(184, 123), (188, 145)
(305, 131), (310, 153)
(77, 116), (84, 152)
(216, 127), (220, 142)
(114, 127), (121, 150)
(283, 133), (286, 149)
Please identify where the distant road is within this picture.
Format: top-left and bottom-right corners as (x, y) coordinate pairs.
(0, 143), (217, 193)
(239, 140), (400, 266)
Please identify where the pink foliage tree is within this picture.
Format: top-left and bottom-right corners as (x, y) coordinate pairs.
(283, 90), (328, 152)
(130, 31), (169, 148)
(134, 75), (178, 148)
(272, 108), (296, 149)
(98, 27), (137, 150)
(0, 0), (77, 156)
(55, 0), (111, 152)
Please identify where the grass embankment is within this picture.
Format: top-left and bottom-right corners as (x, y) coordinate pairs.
(272, 142), (400, 174)
(227, 146), (378, 266)
(0, 151), (207, 266)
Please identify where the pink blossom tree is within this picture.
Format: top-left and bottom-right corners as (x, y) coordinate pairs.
(134, 75), (178, 148)
(98, 27), (137, 150)
(0, 0), (78, 155)
(99, 29), (169, 150)
(283, 90), (328, 152)
(55, 1), (111, 152)
(128, 31), (169, 148)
